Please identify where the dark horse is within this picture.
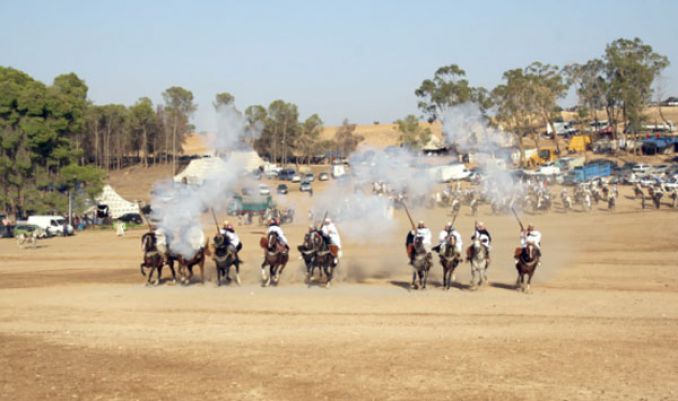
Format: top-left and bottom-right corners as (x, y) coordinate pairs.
(212, 234), (240, 286)
(261, 232), (289, 287)
(436, 234), (461, 290)
(410, 235), (432, 290)
(140, 232), (176, 285)
(515, 243), (541, 293)
(298, 230), (336, 288)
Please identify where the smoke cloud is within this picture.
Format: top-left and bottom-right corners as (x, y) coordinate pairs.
(150, 101), (262, 258)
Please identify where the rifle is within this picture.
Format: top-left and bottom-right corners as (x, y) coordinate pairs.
(450, 210), (459, 229)
(317, 210), (329, 230)
(511, 206), (525, 231)
(401, 201), (416, 231)
(137, 201), (153, 231)
(210, 208), (221, 233)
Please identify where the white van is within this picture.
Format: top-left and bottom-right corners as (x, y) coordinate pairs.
(27, 215), (74, 237)
(331, 164), (346, 178)
(428, 163), (471, 182)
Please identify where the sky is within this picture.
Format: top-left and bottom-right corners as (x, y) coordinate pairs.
(2, 0), (677, 132)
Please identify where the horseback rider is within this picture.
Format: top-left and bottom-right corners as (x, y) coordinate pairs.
(321, 217), (342, 264)
(515, 223), (542, 264)
(267, 218), (289, 251)
(470, 221), (491, 259)
(407, 221), (432, 265)
(433, 222), (462, 255)
(219, 221), (243, 265)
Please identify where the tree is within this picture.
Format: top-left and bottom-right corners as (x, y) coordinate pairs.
(162, 86), (196, 173)
(492, 69), (540, 167)
(296, 114), (323, 164)
(394, 115), (432, 149)
(334, 119), (364, 157)
(251, 100), (300, 164)
(604, 38), (669, 145)
(564, 59), (608, 133)
(213, 92), (235, 110)
(129, 98), (156, 167)
(524, 62), (569, 154)
(415, 64), (490, 122)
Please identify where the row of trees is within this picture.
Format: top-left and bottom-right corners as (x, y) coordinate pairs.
(402, 37), (670, 161)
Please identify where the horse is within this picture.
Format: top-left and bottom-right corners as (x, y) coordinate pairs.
(410, 235), (432, 290)
(16, 232), (38, 249)
(437, 234), (461, 290)
(467, 238), (489, 290)
(212, 234), (240, 286)
(260, 231), (289, 287)
(298, 232), (319, 284)
(176, 248), (206, 285)
(302, 230), (337, 288)
(633, 185), (643, 199)
(515, 242), (541, 293)
(140, 232), (172, 285)
(608, 194), (616, 211)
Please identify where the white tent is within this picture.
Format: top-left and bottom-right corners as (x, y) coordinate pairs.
(173, 157), (228, 185)
(96, 185), (140, 219)
(227, 150), (265, 172)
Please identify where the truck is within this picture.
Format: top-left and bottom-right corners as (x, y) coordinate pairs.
(555, 156), (585, 171)
(567, 135), (591, 153)
(563, 161), (613, 185)
(427, 163), (472, 182)
(27, 215), (74, 237)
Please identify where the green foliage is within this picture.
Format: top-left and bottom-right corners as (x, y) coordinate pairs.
(334, 119), (364, 157)
(213, 92), (235, 109)
(394, 115), (432, 149)
(415, 64), (490, 122)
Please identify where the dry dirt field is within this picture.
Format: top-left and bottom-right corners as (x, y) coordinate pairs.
(1, 179), (677, 401)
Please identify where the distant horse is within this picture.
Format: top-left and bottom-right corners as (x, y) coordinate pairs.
(212, 234), (240, 286)
(467, 238), (489, 289)
(410, 235), (432, 290)
(261, 231), (289, 287)
(437, 234), (460, 290)
(515, 242), (540, 293)
(16, 232), (38, 249)
(608, 194), (616, 211)
(298, 232), (319, 283)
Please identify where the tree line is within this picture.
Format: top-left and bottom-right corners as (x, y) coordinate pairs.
(399, 37), (670, 161)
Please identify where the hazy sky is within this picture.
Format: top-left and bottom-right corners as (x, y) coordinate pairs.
(2, 0), (677, 132)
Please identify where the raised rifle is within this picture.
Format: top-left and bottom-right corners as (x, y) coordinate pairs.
(511, 206), (525, 231)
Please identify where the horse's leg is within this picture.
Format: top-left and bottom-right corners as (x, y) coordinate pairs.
(422, 268), (428, 289)
(234, 262), (241, 286)
(411, 270), (417, 289)
(199, 260), (205, 284)
(140, 263), (146, 277)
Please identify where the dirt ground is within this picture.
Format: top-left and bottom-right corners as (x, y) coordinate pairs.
(1, 179), (677, 401)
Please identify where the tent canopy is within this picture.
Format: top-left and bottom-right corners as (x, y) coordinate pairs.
(96, 185), (140, 219)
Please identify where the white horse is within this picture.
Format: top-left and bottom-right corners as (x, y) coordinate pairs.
(468, 238), (489, 289)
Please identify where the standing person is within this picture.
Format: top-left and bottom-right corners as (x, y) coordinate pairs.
(321, 217), (342, 264)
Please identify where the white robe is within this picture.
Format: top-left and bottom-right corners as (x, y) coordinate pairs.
(521, 230), (542, 249)
(267, 225), (288, 245)
(321, 223), (341, 248)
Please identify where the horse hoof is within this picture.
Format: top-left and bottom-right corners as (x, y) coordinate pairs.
(235, 276), (241, 286)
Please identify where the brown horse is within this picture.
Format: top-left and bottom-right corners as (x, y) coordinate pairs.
(437, 235), (461, 290)
(261, 231), (289, 287)
(515, 243), (540, 293)
(305, 230), (337, 288)
(176, 247), (206, 285)
(211, 234), (241, 287)
(140, 232), (176, 285)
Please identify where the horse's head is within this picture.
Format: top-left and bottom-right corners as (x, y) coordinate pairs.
(141, 233), (157, 252)
(310, 230), (324, 250)
(525, 242), (536, 260)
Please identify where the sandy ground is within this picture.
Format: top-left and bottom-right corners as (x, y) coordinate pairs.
(1, 180), (678, 401)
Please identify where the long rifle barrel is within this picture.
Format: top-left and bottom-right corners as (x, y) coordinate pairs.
(402, 201), (416, 231)
(210, 208), (221, 233)
(511, 206), (525, 231)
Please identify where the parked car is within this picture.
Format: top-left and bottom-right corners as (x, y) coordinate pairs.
(650, 164), (670, 175)
(300, 181), (313, 192)
(117, 213), (143, 225)
(278, 168), (296, 181)
(662, 177), (678, 190)
(276, 184), (289, 195)
(258, 183), (271, 196)
(291, 174), (302, 183)
(318, 172), (330, 181)
(304, 172), (315, 182)
(632, 163), (651, 174)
